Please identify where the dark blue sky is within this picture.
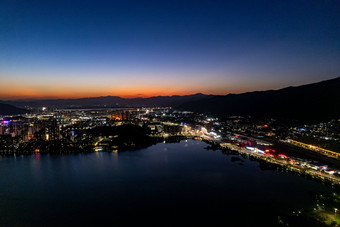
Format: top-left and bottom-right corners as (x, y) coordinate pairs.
(1, 0), (339, 99)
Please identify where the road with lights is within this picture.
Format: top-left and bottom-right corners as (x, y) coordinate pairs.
(200, 134), (340, 186)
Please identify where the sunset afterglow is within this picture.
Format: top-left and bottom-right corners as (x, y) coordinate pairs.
(1, 1), (339, 99)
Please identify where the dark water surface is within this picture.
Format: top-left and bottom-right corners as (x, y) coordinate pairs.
(0, 140), (333, 226)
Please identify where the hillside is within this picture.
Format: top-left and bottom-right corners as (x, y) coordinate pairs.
(178, 77), (340, 122)
(0, 103), (27, 115)
(4, 93), (215, 108)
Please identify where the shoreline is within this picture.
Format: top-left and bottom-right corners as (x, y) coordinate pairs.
(201, 138), (340, 189)
(2, 135), (340, 190)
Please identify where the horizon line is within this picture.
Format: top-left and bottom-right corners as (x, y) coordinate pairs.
(1, 76), (339, 101)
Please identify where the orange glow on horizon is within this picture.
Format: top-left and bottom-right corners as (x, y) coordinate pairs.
(0, 72), (268, 100)
(0, 75), (254, 100)
(0, 80), (233, 100)
(0, 89), (228, 100)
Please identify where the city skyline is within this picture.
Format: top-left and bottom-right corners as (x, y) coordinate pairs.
(1, 0), (340, 99)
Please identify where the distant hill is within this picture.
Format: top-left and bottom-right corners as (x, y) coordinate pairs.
(3, 77), (339, 122)
(0, 103), (27, 115)
(4, 93), (215, 109)
(178, 77), (340, 122)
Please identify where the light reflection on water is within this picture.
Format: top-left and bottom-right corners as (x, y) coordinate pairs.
(0, 140), (334, 226)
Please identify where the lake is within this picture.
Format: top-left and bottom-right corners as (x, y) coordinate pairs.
(0, 140), (334, 226)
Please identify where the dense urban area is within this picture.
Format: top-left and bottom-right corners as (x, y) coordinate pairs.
(1, 107), (339, 171)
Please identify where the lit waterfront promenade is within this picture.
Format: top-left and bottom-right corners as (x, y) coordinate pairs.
(201, 135), (340, 186)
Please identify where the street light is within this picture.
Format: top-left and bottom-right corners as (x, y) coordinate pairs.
(334, 208), (338, 217)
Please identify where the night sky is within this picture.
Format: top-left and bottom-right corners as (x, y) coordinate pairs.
(1, 0), (339, 99)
